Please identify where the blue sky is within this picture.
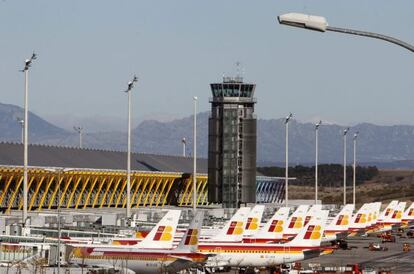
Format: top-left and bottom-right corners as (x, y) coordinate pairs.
(1, 1), (413, 128)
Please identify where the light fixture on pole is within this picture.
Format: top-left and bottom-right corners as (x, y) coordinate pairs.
(284, 112), (293, 207)
(73, 126), (83, 149)
(315, 120), (322, 205)
(182, 137), (186, 157)
(16, 117), (24, 143)
(277, 13), (414, 52)
(353, 131), (359, 206)
(43, 167), (75, 274)
(123, 75), (138, 219)
(343, 127), (350, 205)
(192, 97), (198, 211)
(21, 52), (37, 227)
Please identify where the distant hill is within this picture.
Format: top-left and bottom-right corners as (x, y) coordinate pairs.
(0, 102), (69, 143)
(1, 102), (414, 166)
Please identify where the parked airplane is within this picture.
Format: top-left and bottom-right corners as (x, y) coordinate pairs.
(323, 204), (354, 242)
(242, 205), (265, 237)
(200, 210), (329, 268)
(202, 207), (251, 243)
(402, 202), (414, 227)
(282, 205), (310, 240)
(376, 201), (406, 233)
(348, 203), (372, 236)
(68, 210), (208, 274)
(243, 207), (290, 243)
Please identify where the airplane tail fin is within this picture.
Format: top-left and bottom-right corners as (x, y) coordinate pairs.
(403, 202), (414, 220)
(136, 210), (181, 249)
(176, 210), (204, 252)
(209, 207), (251, 242)
(368, 202), (381, 226)
(243, 205), (265, 237)
(283, 205), (309, 236)
(326, 204), (354, 231)
(350, 203), (370, 229)
(304, 205), (323, 226)
(390, 202), (406, 222)
(379, 200), (399, 221)
(287, 210), (328, 247)
(261, 207), (290, 235)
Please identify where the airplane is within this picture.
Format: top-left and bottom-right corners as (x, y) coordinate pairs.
(242, 205), (265, 237)
(304, 205), (323, 226)
(375, 201), (406, 233)
(68, 210), (208, 274)
(243, 205), (328, 243)
(401, 202), (414, 227)
(347, 203), (373, 236)
(282, 205), (310, 240)
(199, 210), (329, 268)
(201, 207), (251, 243)
(323, 204), (354, 242)
(243, 207), (290, 243)
(378, 200), (399, 223)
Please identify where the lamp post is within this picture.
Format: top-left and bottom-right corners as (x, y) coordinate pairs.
(343, 128), (349, 205)
(193, 97), (198, 211)
(285, 113), (293, 207)
(315, 120), (322, 204)
(277, 13), (414, 53)
(123, 75), (138, 219)
(21, 52), (37, 226)
(44, 167), (75, 274)
(16, 118), (24, 143)
(353, 132), (359, 205)
(182, 137), (186, 157)
(73, 126), (83, 149)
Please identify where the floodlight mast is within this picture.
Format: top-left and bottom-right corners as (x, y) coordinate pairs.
(16, 118), (24, 143)
(21, 52), (37, 228)
(343, 127), (350, 205)
(277, 13), (414, 52)
(73, 126), (83, 148)
(284, 113), (293, 207)
(182, 137), (186, 157)
(353, 132), (359, 205)
(315, 120), (322, 204)
(193, 97), (198, 211)
(124, 75), (138, 219)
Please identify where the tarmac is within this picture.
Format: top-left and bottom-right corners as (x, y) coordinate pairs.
(304, 235), (414, 273)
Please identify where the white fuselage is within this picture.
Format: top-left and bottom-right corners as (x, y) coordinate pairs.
(205, 250), (305, 267)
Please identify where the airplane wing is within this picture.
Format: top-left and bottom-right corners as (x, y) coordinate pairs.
(165, 256), (204, 273)
(168, 255), (193, 262)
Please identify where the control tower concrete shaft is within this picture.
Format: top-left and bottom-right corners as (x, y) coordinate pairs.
(208, 76), (257, 208)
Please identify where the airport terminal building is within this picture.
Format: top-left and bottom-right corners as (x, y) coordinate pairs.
(0, 142), (284, 211)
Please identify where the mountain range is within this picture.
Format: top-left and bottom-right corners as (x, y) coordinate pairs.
(2, 102), (414, 167)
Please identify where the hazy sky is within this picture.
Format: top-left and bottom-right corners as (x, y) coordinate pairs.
(1, 1), (413, 128)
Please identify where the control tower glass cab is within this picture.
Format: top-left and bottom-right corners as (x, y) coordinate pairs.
(208, 76), (257, 208)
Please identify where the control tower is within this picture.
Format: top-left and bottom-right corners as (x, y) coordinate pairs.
(208, 76), (257, 208)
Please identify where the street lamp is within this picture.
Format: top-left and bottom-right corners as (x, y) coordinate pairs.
(73, 126), (83, 149)
(284, 113), (293, 207)
(21, 52), (37, 226)
(315, 120), (322, 204)
(16, 117), (24, 143)
(192, 97), (198, 211)
(353, 132), (359, 205)
(182, 137), (186, 157)
(277, 13), (414, 52)
(123, 75), (138, 219)
(343, 127), (350, 205)
(43, 167), (75, 274)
